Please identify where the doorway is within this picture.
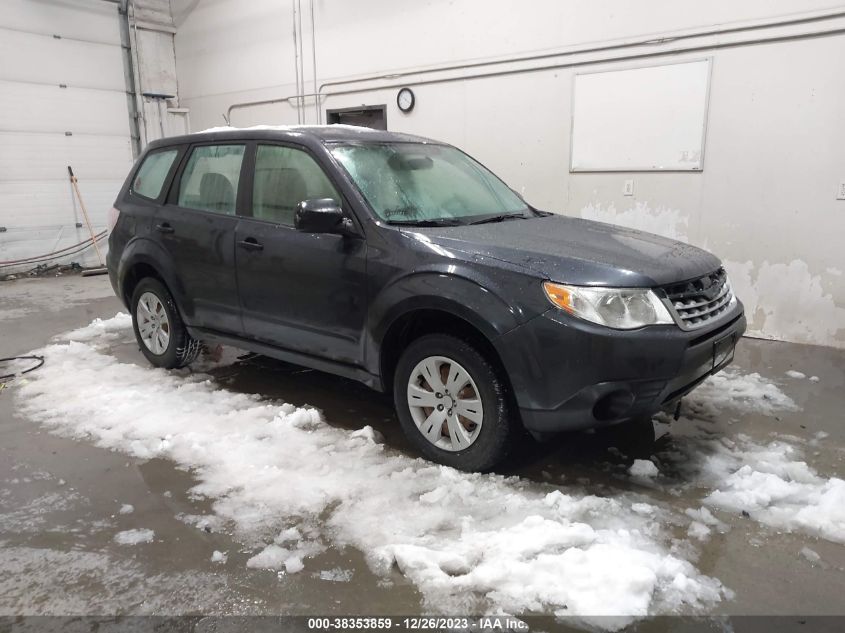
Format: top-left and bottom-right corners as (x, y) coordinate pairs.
(326, 105), (387, 130)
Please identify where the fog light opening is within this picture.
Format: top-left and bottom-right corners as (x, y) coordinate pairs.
(593, 390), (635, 422)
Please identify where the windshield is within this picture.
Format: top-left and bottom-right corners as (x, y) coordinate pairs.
(330, 142), (530, 224)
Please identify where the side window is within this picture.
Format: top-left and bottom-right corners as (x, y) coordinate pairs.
(252, 145), (340, 225)
(132, 149), (178, 200)
(177, 144), (245, 215)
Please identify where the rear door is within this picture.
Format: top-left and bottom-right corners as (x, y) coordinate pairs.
(234, 143), (367, 365)
(155, 143), (247, 334)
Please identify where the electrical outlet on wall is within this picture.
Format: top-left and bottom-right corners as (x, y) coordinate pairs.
(623, 179), (634, 196)
(837, 181), (845, 200)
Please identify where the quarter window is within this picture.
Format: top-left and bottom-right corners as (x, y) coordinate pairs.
(252, 145), (340, 225)
(177, 145), (246, 215)
(132, 149), (178, 200)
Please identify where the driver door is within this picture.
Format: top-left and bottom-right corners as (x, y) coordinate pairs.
(234, 143), (367, 366)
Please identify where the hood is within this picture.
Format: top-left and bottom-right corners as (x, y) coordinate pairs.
(410, 214), (721, 287)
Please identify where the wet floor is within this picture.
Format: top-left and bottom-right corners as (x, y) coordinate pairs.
(1, 275), (844, 618)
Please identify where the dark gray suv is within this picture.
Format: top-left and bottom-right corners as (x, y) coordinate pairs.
(107, 125), (746, 471)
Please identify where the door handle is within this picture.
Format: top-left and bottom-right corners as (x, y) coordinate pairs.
(238, 238), (264, 252)
(155, 223), (174, 234)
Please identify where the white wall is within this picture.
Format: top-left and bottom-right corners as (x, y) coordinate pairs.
(173, 0), (845, 348)
(0, 0), (133, 272)
(0, 0), (183, 274)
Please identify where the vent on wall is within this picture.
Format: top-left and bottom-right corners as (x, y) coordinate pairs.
(326, 105), (387, 130)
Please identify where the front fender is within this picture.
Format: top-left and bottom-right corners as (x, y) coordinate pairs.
(365, 265), (545, 378)
(371, 273), (515, 341)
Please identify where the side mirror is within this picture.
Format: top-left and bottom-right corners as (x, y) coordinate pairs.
(294, 198), (347, 233)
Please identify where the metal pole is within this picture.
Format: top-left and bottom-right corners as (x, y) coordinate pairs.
(129, 0), (147, 145)
(297, 0), (306, 123)
(158, 99), (166, 138)
(117, 0), (141, 157)
(291, 0), (302, 124)
(310, 0), (319, 123)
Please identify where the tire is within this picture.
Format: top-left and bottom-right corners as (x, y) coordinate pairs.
(130, 277), (200, 369)
(393, 334), (515, 472)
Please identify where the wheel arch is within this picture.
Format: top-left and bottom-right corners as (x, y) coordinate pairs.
(369, 271), (527, 393)
(378, 305), (515, 401)
(118, 238), (188, 317)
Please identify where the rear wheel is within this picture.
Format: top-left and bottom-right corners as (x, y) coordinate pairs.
(393, 334), (515, 472)
(130, 278), (200, 369)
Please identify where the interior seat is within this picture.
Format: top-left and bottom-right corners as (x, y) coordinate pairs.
(199, 172), (235, 214)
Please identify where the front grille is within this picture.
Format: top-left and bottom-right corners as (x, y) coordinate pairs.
(661, 268), (734, 330)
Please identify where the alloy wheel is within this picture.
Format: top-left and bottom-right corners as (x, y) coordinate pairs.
(136, 291), (171, 355)
(406, 355), (484, 452)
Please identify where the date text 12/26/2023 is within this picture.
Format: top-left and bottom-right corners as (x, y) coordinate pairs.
(307, 617), (529, 631)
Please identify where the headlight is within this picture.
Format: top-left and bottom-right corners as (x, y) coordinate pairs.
(543, 281), (674, 329)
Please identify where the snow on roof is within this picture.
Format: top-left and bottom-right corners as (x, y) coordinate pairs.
(198, 123), (378, 135)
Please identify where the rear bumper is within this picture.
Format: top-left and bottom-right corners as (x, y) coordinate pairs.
(495, 303), (746, 433)
(105, 243), (122, 305)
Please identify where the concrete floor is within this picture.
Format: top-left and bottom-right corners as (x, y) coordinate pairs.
(1, 275), (844, 620)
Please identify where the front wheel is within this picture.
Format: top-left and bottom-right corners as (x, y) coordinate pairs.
(130, 278), (200, 369)
(393, 334), (515, 472)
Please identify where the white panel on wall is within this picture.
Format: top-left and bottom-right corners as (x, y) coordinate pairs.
(0, 82), (130, 135)
(0, 133), (133, 182)
(1, 0), (120, 44)
(0, 30), (125, 90)
(0, 0), (132, 271)
(570, 59), (711, 172)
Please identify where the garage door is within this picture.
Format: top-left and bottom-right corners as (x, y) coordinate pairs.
(0, 0), (134, 272)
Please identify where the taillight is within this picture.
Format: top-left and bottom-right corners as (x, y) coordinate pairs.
(107, 206), (121, 232)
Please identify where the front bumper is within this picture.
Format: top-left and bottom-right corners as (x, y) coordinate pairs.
(495, 302), (746, 433)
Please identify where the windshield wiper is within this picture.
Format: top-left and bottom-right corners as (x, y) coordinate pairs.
(385, 218), (464, 227)
(468, 213), (527, 225)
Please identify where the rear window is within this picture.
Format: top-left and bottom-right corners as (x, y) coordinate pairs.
(131, 149), (178, 200)
(177, 144), (245, 215)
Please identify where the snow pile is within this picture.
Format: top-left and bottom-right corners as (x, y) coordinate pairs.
(799, 547), (822, 563)
(785, 370), (806, 379)
(670, 371), (843, 544)
(799, 547), (821, 564)
(114, 529), (155, 545)
(683, 507), (727, 543)
(57, 313), (133, 345)
(319, 568), (353, 582)
(119, 504), (134, 515)
(15, 314), (730, 619)
(211, 550), (228, 564)
(629, 460), (659, 479)
(701, 437), (845, 543)
(685, 369), (797, 417)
